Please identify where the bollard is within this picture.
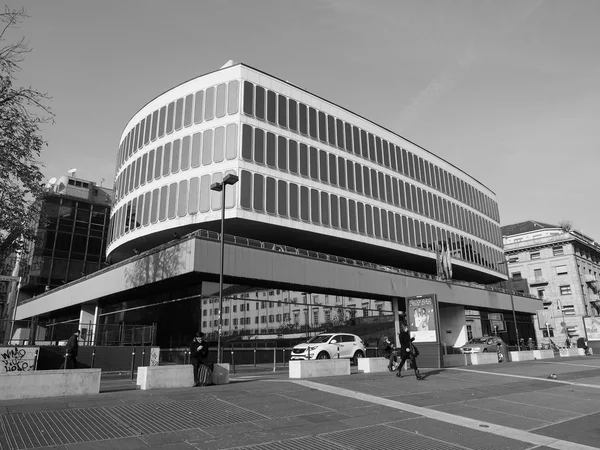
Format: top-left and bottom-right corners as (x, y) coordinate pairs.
(337, 347), (340, 359)
(273, 348), (276, 372)
(33, 350), (39, 371)
(253, 348), (257, 367)
(130, 348), (136, 380)
(63, 349), (68, 371)
(91, 347), (96, 369)
(282, 348), (286, 368)
(142, 348), (146, 366)
(231, 349), (235, 374)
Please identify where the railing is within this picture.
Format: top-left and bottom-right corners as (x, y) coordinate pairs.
(158, 346), (380, 373)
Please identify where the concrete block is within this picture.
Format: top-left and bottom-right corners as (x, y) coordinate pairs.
(443, 354), (468, 367)
(533, 350), (555, 360)
(559, 349), (579, 357)
(212, 363), (229, 385)
(357, 357), (392, 373)
(289, 359), (350, 379)
(469, 353), (500, 365)
(509, 351), (535, 362)
(0, 369), (101, 400)
(137, 365), (193, 390)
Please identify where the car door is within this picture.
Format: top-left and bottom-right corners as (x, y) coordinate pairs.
(330, 334), (345, 358)
(342, 335), (358, 358)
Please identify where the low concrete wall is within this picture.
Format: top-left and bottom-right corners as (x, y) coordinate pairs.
(137, 364), (193, 390)
(0, 369), (101, 400)
(509, 351), (535, 362)
(578, 348), (594, 355)
(469, 353), (500, 365)
(533, 350), (555, 360)
(443, 354), (468, 367)
(559, 348), (580, 357)
(289, 359), (350, 379)
(357, 357), (392, 373)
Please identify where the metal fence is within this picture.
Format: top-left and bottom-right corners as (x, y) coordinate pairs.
(0, 320), (156, 347)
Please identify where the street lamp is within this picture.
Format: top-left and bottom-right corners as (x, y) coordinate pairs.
(210, 173), (239, 364)
(554, 298), (567, 344)
(497, 260), (521, 351)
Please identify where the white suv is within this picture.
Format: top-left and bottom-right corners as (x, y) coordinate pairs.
(290, 333), (366, 364)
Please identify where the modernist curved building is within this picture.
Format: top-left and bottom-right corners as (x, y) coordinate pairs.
(108, 62), (505, 283)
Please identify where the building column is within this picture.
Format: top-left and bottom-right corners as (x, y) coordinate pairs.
(392, 297), (401, 347)
(79, 302), (99, 345)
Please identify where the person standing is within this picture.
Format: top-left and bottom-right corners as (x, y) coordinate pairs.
(190, 332), (207, 387)
(396, 323), (423, 380)
(61, 330), (80, 369)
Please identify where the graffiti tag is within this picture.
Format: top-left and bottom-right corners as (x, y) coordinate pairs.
(1, 346), (30, 372)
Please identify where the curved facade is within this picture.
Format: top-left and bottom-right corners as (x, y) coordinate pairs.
(107, 63), (506, 282)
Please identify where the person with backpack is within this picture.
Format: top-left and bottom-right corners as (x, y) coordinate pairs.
(396, 322), (423, 380)
(190, 331), (210, 387)
(61, 330), (80, 369)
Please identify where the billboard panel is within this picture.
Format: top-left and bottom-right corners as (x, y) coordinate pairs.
(407, 296), (438, 343)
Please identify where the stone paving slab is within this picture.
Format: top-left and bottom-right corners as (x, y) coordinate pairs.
(533, 410), (600, 448)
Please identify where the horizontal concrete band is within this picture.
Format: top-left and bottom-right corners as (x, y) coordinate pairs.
(0, 369), (101, 401)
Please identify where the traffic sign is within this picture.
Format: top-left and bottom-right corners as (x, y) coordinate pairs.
(0, 275), (20, 283)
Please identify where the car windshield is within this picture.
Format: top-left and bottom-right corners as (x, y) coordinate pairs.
(467, 338), (488, 344)
(306, 335), (332, 344)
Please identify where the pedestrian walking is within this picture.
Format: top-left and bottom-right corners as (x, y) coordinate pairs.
(61, 330), (80, 369)
(377, 335), (397, 371)
(396, 322), (423, 380)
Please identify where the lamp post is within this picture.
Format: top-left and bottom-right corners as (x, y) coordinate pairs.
(498, 260), (521, 351)
(210, 173), (239, 364)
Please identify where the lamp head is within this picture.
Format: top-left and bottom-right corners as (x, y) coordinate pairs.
(210, 182), (223, 192)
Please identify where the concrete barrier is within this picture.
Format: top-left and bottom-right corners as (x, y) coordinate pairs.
(0, 369), (101, 400)
(443, 354), (468, 367)
(533, 350), (555, 360)
(578, 348), (594, 356)
(357, 357), (393, 373)
(289, 359), (350, 378)
(509, 351), (535, 362)
(137, 364), (193, 390)
(212, 363), (230, 385)
(559, 348), (579, 357)
(469, 353), (500, 365)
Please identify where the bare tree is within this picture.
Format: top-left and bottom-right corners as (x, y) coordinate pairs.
(559, 220), (573, 232)
(0, 7), (53, 265)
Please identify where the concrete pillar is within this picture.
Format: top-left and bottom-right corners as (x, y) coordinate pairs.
(392, 297), (401, 347)
(79, 303), (99, 345)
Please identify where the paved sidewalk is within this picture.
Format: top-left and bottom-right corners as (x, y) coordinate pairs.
(1, 357), (599, 449)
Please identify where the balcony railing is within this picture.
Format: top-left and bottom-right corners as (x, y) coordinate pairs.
(503, 233), (571, 251)
(529, 277), (549, 286)
(583, 274), (597, 283)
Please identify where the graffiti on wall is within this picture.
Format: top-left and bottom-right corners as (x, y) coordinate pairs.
(1, 346), (37, 372)
(150, 347), (160, 366)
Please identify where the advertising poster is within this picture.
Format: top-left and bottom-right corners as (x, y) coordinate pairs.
(407, 296), (437, 342)
(584, 317), (600, 341)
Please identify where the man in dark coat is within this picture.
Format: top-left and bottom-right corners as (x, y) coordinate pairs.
(190, 332), (208, 387)
(378, 335), (397, 371)
(396, 322), (423, 380)
(62, 330), (80, 369)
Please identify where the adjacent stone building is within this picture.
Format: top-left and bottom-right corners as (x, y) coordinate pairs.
(502, 221), (600, 345)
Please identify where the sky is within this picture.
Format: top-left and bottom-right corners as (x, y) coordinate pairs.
(7, 0), (600, 240)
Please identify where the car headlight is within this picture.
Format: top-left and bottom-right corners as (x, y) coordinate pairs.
(309, 346), (319, 351)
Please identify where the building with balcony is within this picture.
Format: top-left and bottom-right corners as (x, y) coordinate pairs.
(502, 220), (600, 345)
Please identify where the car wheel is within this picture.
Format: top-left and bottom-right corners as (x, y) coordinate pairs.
(351, 351), (365, 365)
(482, 348), (488, 353)
(317, 351), (330, 360)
